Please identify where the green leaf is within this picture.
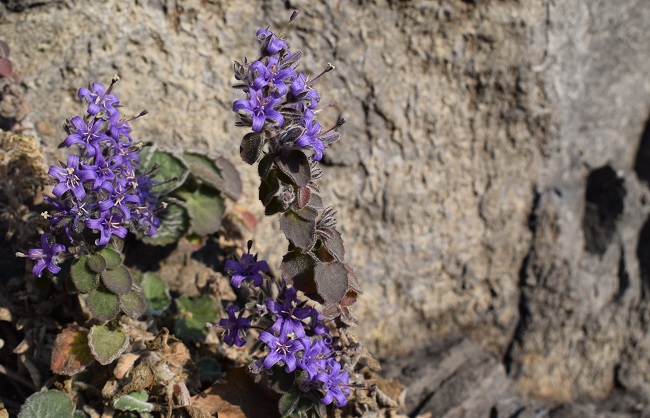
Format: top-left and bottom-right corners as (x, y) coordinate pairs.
(182, 152), (223, 188)
(119, 289), (147, 319)
(141, 272), (171, 314)
(176, 185), (225, 236)
(148, 149), (189, 195)
(101, 265), (133, 296)
(70, 256), (100, 293)
(280, 211), (316, 252)
(275, 150), (311, 187)
(196, 357), (223, 384)
(87, 253), (107, 273)
(142, 202), (189, 246)
(281, 249), (318, 295)
(87, 287), (120, 322)
(99, 248), (122, 269)
(278, 390), (301, 417)
(18, 390), (74, 418)
(239, 132), (265, 165)
(50, 328), (94, 376)
(88, 325), (129, 365)
(113, 390), (154, 412)
(174, 295), (219, 343)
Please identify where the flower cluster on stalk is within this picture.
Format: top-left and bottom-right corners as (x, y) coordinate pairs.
(218, 250), (350, 407)
(26, 78), (161, 277)
(232, 23), (340, 162)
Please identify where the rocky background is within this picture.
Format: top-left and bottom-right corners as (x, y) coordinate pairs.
(2, 0), (650, 416)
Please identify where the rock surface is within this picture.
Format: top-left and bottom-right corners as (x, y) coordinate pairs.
(2, 0), (650, 414)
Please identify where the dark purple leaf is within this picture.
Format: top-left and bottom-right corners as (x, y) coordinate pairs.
(320, 227), (345, 262)
(295, 187), (310, 209)
(259, 174), (279, 206)
(275, 150), (310, 187)
(264, 196), (286, 216)
(314, 261), (349, 304)
(280, 211), (316, 252)
(240, 132), (265, 165)
(258, 153), (276, 179)
(294, 206), (319, 222)
(281, 249), (318, 295)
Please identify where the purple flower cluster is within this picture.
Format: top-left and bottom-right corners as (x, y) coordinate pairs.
(27, 80), (160, 277)
(220, 256), (350, 407)
(232, 27), (340, 161)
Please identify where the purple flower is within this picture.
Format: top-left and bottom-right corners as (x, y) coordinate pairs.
(296, 118), (326, 161)
(250, 57), (295, 96)
(63, 116), (109, 156)
(219, 305), (251, 347)
(27, 233), (66, 277)
(78, 82), (119, 119)
(259, 331), (303, 373)
(297, 338), (331, 379)
(256, 28), (287, 55)
(314, 359), (350, 407)
(85, 211), (128, 246)
(83, 153), (116, 192)
(224, 253), (269, 288)
(49, 155), (97, 201)
(289, 73), (320, 111)
(98, 182), (140, 220)
(233, 87), (284, 132)
(267, 287), (314, 338)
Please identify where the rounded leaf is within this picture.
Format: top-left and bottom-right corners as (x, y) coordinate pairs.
(174, 295), (219, 343)
(240, 132), (265, 165)
(147, 150), (189, 195)
(175, 185), (225, 236)
(119, 289), (147, 319)
(18, 390), (74, 418)
(0, 58), (13, 78)
(70, 256), (100, 293)
(101, 265), (133, 296)
(87, 288), (120, 322)
(88, 324), (129, 365)
(99, 247), (122, 269)
(141, 272), (171, 314)
(87, 253), (107, 273)
(50, 328), (94, 376)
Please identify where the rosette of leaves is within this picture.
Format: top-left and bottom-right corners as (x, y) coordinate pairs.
(137, 144), (242, 245)
(241, 128), (362, 324)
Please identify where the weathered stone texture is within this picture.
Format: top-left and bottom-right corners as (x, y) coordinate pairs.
(2, 0), (650, 412)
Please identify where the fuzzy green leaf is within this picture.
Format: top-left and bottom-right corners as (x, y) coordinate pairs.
(141, 272), (171, 314)
(278, 390), (301, 417)
(147, 149), (189, 195)
(113, 390), (153, 412)
(18, 390), (74, 418)
(88, 325), (129, 365)
(175, 295), (219, 343)
(142, 202), (189, 246)
(86, 253), (107, 273)
(182, 152), (242, 200)
(50, 328), (94, 376)
(99, 248), (122, 269)
(70, 257), (100, 294)
(87, 287), (120, 322)
(101, 265), (133, 296)
(119, 289), (147, 319)
(176, 185), (225, 236)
